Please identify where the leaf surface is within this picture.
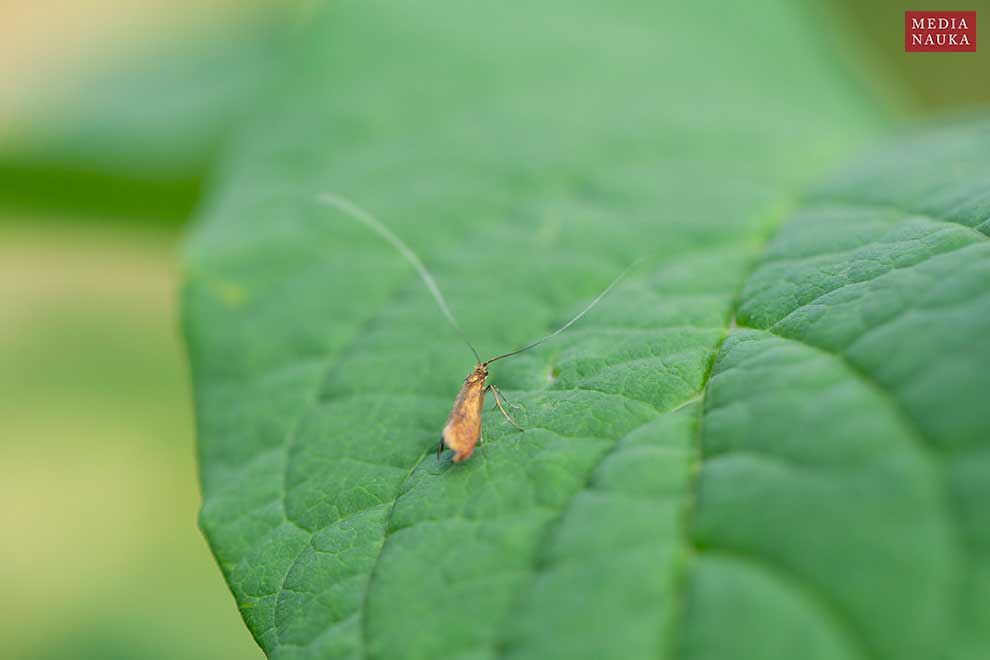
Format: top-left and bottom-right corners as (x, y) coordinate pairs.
(182, 2), (988, 659)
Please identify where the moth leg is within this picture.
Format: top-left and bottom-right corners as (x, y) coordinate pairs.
(486, 384), (523, 431)
(437, 436), (445, 461)
(490, 383), (521, 409)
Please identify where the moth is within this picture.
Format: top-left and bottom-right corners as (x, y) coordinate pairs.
(319, 193), (632, 462)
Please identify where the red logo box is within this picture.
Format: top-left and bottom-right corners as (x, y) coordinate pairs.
(905, 11), (976, 52)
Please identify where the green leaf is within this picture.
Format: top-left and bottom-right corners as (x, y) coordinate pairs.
(691, 118), (990, 660)
(0, 12), (290, 219)
(182, 2), (988, 659)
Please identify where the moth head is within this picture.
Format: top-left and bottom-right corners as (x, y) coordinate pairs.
(468, 363), (488, 382)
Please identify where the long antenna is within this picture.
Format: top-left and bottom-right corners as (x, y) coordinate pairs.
(484, 259), (640, 365)
(317, 192), (482, 363)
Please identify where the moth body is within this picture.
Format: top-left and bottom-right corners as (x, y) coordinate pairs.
(440, 364), (488, 462)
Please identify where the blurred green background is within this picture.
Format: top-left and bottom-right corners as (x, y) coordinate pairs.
(0, 1), (985, 659)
